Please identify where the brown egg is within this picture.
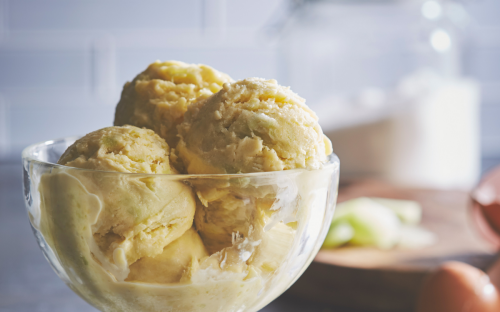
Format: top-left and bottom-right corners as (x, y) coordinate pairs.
(487, 257), (500, 295)
(471, 165), (500, 248)
(417, 261), (500, 312)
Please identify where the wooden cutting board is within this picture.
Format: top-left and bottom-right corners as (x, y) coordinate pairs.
(287, 180), (498, 312)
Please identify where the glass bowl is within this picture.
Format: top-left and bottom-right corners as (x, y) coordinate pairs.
(22, 137), (340, 312)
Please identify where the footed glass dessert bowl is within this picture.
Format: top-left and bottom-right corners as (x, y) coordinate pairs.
(22, 137), (339, 312)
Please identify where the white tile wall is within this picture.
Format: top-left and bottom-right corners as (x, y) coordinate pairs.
(116, 46), (278, 83)
(8, 0), (204, 31)
(204, 0), (226, 31)
(10, 105), (115, 150)
(0, 95), (9, 158)
(0, 0), (6, 41)
(91, 35), (117, 103)
(0, 49), (89, 88)
(226, 0), (284, 29)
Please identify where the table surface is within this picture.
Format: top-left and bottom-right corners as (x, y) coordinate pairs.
(0, 163), (357, 312)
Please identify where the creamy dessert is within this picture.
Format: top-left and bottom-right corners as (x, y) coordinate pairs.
(114, 60), (232, 148)
(32, 61), (338, 312)
(44, 125), (197, 281)
(177, 77), (332, 254)
(177, 77), (332, 174)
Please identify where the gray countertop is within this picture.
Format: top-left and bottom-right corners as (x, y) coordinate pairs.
(0, 163), (349, 312)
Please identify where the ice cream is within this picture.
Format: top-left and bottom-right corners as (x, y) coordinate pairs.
(54, 125), (197, 280)
(39, 124), (274, 311)
(190, 183), (275, 254)
(126, 227), (209, 284)
(58, 125), (174, 174)
(176, 77), (332, 174)
(114, 60), (232, 148)
(38, 167), (263, 312)
(30, 63), (339, 312)
(176, 78), (332, 255)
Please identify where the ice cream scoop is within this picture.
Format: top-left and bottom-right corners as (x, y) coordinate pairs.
(59, 125), (174, 174)
(176, 78), (332, 256)
(193, 186), (276, 254)
(176, 77), (332, 174)
(53, 125), (197, 280)
(114, 60), (232, 149)
(126, 227), (209, 284)
(417, 262), (500, 312)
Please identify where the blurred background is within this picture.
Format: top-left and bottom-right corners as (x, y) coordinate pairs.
(2, 0), (500, 311)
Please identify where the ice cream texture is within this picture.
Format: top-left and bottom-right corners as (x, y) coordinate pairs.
(55, 125), (197, 280)
(177, 77), (332, 256)
(59, 125), (174, 174)
(33, 62), (338, 312)
(177, 77), (332, 174)
(38, 169), (264, 312)
(126, 227), (209, 284)
(114, 60), (232, 148)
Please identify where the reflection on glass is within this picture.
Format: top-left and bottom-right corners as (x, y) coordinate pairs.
(22, 138), (340, 312)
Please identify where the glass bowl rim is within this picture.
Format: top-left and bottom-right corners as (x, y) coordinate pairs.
(22, 136), (340, 179)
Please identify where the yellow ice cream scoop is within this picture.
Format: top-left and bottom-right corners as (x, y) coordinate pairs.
(114, 60), (233, 149)
(126, 227), (209, 284)
(176, 77), (332, 174)
(59, 125), (174, 174)
(38, 167), (262, 312)
(194, 188), (276, 254)
(55, 125), (197, 280)
(176, 78), (330, 255)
